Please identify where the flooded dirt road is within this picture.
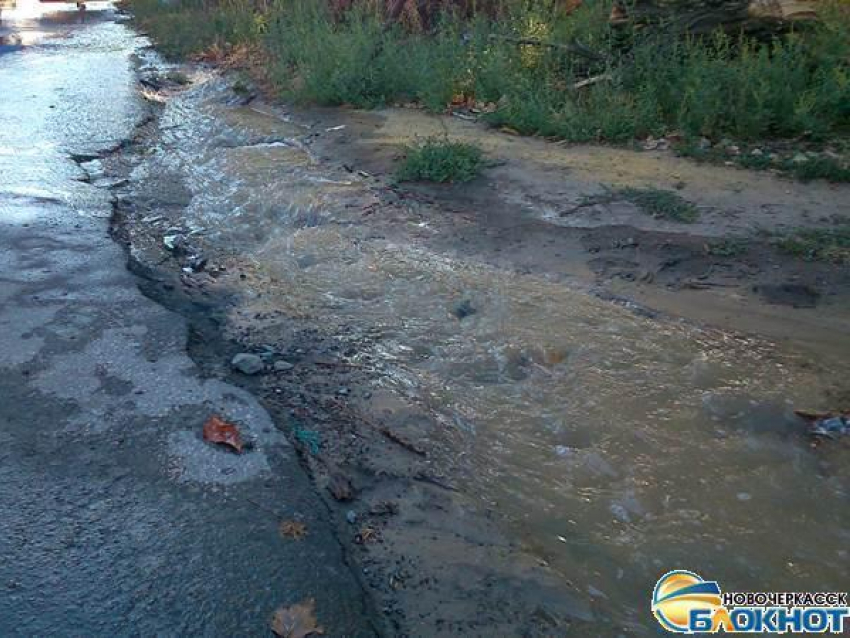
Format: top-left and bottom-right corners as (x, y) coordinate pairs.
(108, 59), (850, 636)
(0, 7), (374, 636)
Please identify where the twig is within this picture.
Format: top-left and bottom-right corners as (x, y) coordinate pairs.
(378, 426), (427, 457)
(572, 73), (614, 90)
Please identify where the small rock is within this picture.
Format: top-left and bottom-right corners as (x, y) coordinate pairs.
(726, 145), (740, 156)
(185, 254), (207, 272)
(163, 234), (185, 252)
(791, 153), (809, 164)
(346, 510), (357, 525)
(697, 137), (712, 150)
(273, 360), (294, 372)
(231, 353), (264, 375)
(337, 386), (350, 396)
(750, 148), (763, 157)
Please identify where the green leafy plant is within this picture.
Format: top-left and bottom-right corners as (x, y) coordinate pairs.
(707, 238), (748, 257)
(786, 156), (850, 182)
(615, 187), (700, 223)
(395, 137), (486, 183)
(775, 226), (850, 263)
(130, 0), (850, 155)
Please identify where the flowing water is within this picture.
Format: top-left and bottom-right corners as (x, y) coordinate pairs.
(136, 75), (849, 635)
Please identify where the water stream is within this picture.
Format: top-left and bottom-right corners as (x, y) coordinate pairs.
(136, 75), (849, 635)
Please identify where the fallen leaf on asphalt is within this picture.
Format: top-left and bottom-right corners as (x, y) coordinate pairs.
(202, 415), (243, 453)
(271, 599), (324, 638)
(354, 526), (379, 544)
(279, 520), (308, 540)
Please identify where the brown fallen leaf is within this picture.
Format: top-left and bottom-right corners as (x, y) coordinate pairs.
(202, 415), (243, 453)
(354, 526), (380, 545)
(279, 520), (308, 540)
(271, 599), (324, 638)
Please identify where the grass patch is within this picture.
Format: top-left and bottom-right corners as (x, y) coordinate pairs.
(127, 0), (260, 59)
(775, 226), (850, 263)
(129, 0), (850, 150)
(676, 141), (850, 183)
(616, 187), (700, 223)
(395, 137), (485, 183)
(707, 238), (749, 257)
(788, 156), (850, 182)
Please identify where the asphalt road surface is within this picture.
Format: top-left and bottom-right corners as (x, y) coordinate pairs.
(0, 6), (375, 636)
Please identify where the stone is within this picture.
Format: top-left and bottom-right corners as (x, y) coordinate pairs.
(273, 360), (294, 372)
(231, 353), (264, 375)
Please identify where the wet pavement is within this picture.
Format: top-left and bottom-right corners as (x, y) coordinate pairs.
(0, 6), (374, 636)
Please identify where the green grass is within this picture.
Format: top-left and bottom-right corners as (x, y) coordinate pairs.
(395, 137), (485, 183)
(127, 0), (260, 59)
(129, 0), (850, 151)
(775, 226), (850, 263)
(615, 187), (700, 223)
(677, 141), (850, 183)
(788, 156), (850, 182)
(707, 238), (749, 257)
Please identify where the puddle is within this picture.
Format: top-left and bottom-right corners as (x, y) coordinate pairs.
(135, 75), (850, 635)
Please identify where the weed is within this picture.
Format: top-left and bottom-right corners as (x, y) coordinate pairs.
(395, 137), (485, 183)
(707, 238), (748, 257)
(615, 187), (699, 223)
(130, 0), (850, 149)
(786, 156), (850, 183)
(775, 226), (850, 263)
(736, 153), (773, 170)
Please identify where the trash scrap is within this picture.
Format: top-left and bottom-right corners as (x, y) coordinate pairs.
(293, 427), (321, 455)
(795, 410), (850, 442)
(271, 598), (324, 638)
(202, 415), (244, 453)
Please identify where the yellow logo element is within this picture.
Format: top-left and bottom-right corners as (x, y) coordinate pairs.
(652, 570), (725, 633)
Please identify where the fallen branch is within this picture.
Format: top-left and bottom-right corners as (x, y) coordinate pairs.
(572, 72), (614, 90)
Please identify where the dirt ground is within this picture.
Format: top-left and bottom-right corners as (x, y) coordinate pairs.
(300, 106), (850, 358)
(105, 58), (849, 637)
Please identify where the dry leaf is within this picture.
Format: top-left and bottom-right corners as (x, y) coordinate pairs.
(354, 526), (379, 544)
(202, 415), (243, 453)
(271, 599), (324, 638)
(279, 520), (308, 540)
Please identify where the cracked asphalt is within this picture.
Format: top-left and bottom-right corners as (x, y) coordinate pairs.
(0, 7), (374, 636)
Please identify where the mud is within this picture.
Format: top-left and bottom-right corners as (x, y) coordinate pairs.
(105, 60), (849, 637)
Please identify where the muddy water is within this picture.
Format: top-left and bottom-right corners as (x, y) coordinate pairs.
(140, 76), (849, 635)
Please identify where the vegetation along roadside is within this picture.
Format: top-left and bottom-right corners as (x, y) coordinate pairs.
(127, 0), (849, 181)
